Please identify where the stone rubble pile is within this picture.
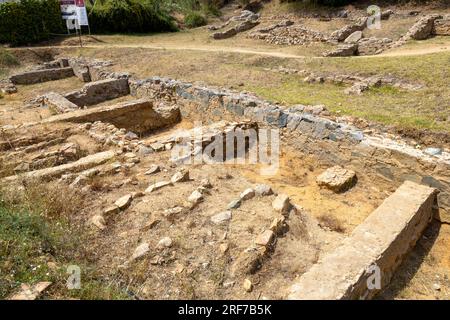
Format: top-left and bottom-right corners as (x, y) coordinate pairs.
(212, 10), (260, 40)
(248, 22), (328, 45)
(324, 13), (449, 56)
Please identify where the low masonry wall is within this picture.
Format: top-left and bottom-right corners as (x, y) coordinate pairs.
(128, 76), (450, 223)
(43, 99), (181, 134)
(287, 181), (438, 300)
(64, 78), (130, 107)
(9, 67), (74, 85)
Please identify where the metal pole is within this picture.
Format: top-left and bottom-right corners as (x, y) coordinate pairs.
(77, 27), (83, 48)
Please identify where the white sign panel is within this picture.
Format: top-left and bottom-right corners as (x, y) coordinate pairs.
(60, 0), (89, 26)
(75, 0), (89, 26)
(60, 0), (77, 20)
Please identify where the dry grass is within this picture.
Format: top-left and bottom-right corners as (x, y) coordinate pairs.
(317, 214), (346, 233)
(0, 180), (129, 299)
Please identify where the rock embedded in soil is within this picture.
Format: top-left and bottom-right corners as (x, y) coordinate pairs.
(211, 211), (232, 225)
(254, 184), (273, 196)
(272, 194), (291, 214)
(91, 215), (106, 230)
(316, 166), (357, 192)
(228, 199), (242, 209)
(344, 31), (363, 43)
(157, 237), (173, 248)
(188, 190), (203, 206)
(145, 181), (172, 193)
(243, 279), (253, 292)
(255, 230), (275, 247)
(200, 179), (212, 189)
(104, 205), (120, 216)
(145, 164), (160, 175)
(424, 147), (442, 156)
(171, 169), (190, 183)
(269, 216), (286, 235)
(114, 194), (133, 210)
(131, 242), (150, 261)
(240, 188), (255, 201)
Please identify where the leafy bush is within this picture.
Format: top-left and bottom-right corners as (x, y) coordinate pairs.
(88, 0), (178, 34)
(184, 11), (207, 28)
(0, 0), (64, 46)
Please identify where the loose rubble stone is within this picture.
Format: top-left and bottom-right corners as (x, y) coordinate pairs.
(272, 194), (291, 214)
(158, 237), (173, 248)
(211, 211), (232, 225)
(330, 17), (366, 41)
(104, 205), (120, 216)
(188, 190), (203, 206)
(316, 166), (357, 192)
(150, 142), (165, 152)
(269, 216), (286, 235)
(255, 230), (275, 247)
(145, 181), (172, 193)
(131, 242), (150, 261)
(243, 279), (253, 292)
(14, 163), (30, 172)
(145, 164), (160, 175)
(323, 43), (358, 57)
(138, 145), (153, 156)
(403, 14), (442, 40)
(125, 131), (138, 140)
(424, 147), (442, 156)
(8, 282), (52, 300)
(240, 188), (255, 200)
(254, 184), (273, 196)
(228, 199), (242, 209)
(91, 215), (106, 230)
(219, 243), (229, 255)
(433, 18), (450, 35)
(171, 169), (190, 183)
(114, 194), (133, 210)
(344, 31), (363, 43)
(163, 207), (184, 217)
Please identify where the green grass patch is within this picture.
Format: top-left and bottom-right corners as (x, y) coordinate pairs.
(0, 182), (129, 299)
(0, 49), (19, 68)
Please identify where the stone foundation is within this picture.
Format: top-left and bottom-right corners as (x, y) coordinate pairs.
(128, 76), (450, 222)
(43, 99), (181, 134)
(287, 181), (438, 300)
(64, 78), (130, 107)
(9, 67), (74, 85)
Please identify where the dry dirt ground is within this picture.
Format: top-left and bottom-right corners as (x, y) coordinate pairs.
(1, 2), (449, 300)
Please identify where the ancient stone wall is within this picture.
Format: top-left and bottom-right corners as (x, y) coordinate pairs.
(9, 67), (74, 85)
(64, 78), (130, 107)
(287, 181), (438, 299)
(129, 77), (450, 223)
(43, 99), (181, 134)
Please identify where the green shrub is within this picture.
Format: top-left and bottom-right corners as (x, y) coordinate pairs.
(0, 49), (19, 67)
(0, 0), (64, 46)
(88, 0), (178, 34)
(184, 11), (207, 28)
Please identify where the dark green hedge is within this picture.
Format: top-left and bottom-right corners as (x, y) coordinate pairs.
(0, 0), (64, 46)
(88, 0), (178, 34)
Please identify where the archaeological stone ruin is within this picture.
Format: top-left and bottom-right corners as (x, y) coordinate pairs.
(1, 51), (449, 300)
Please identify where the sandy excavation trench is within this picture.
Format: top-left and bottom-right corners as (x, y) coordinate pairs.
(1, 56), (449, 300)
